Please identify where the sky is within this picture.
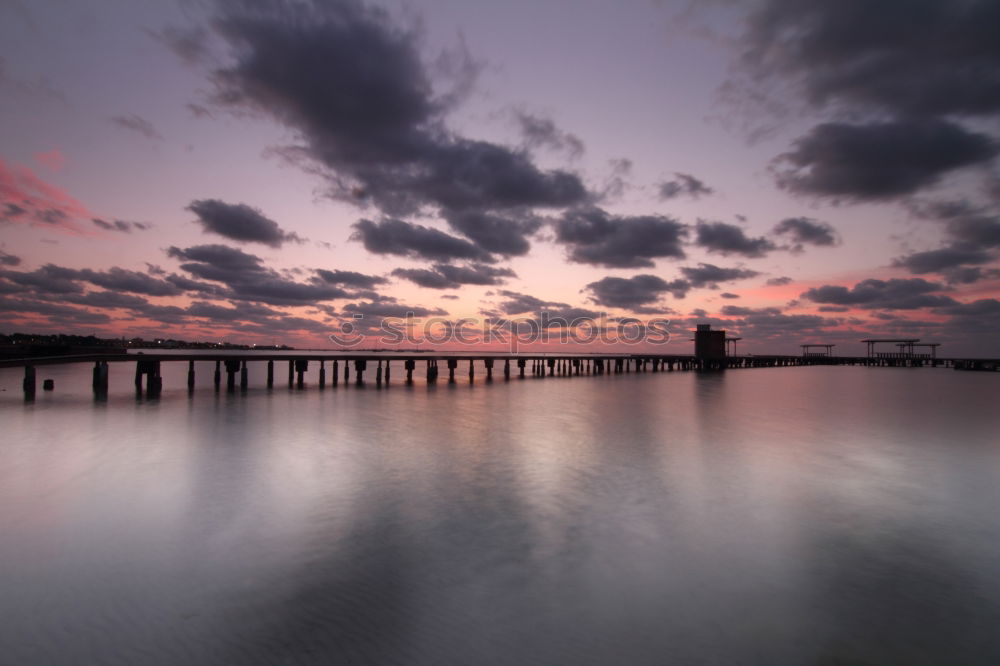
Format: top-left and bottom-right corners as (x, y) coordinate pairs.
(1, 0), (999, 355)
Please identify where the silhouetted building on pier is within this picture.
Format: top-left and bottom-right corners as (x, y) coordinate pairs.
(694, 324), (726, 360)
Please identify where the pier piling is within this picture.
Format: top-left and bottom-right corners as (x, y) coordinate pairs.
(23, 364), (36, 399)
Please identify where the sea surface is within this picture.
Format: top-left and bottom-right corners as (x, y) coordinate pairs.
(1, 360), (999, 665)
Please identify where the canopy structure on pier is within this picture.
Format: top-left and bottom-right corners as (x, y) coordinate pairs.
(861, 338), (940, 359)
(896, 342), (941, 359)
(725, 337), (742, 356)
(801, 344), (835, 357)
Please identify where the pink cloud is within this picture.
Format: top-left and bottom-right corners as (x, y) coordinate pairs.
(34, 149), (67, 172)
(0, 158), (92, 234)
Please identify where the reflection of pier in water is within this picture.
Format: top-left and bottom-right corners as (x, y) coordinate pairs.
(4, 325), (997, 400)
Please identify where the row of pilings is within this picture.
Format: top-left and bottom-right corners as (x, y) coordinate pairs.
(16, 352), (992, 401)
(78, 355), (716, 399)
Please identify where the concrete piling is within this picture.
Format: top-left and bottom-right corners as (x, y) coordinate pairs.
(92, 361), (109, 396)
(188, 360), (196, 391)
(240, 360), (248, 392)
(225, 359), (239, 391)
(296, 359), (308, 388)
(23, 364), (36, 399)
(266, 360), (274, 389)
(319, 360), (326, 389)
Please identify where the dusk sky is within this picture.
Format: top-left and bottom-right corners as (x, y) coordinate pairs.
(2, 0), (999, 354)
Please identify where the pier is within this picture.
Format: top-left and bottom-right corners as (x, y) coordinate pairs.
(3, 348), (996, 401)
(3, 325), (996, 400)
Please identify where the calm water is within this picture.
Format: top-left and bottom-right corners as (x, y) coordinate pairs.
(1, 362), (999, 665)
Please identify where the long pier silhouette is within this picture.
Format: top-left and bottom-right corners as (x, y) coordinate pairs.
(4, 347), (997, 402)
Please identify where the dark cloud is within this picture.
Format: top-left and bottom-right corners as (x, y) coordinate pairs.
(718, 305), (835, 337)
(553, 207), (688, 268)
(62, 290), (152, 310)
(940, 266), (1000, 285)
(91, 218), (150, 233)
(0, 264), (84, 294)
(110, 114), (162, 140)
(493, 290), (598, 324)
(444, 210), (541, 257)
(351, 218), (493, 263)
(78, 267), (183, 296)
(892, 247), (993, 275)
(496, 290), (553, 315)
(514, 111), (584, 159)
(772, 217), (839, 251)
(741, 0), (1000, 119)
(934, 298), (1000, 318)
(895, 200), (1000, 282)
(0, 264), (181, 297)
(314, 269), (387, 289)
(657, 172), (713, 200)
(720, 305), (780, 317)
(720, 292), (740, 299)
(0, 250), (20, 266)
(167, 244), (354, 305)
(774, 120), (997, 200)
(942, 210), (1000, 249)
(0, 297), (112, 325)
(679, 263), (760, 288)
(186, 300), (282, 322)
(205, 0), (588, 216)
(694, 220), (775, 258)
(802, 278), (957, 310)
(584, 274), (686, 310)
(766, 276), (792, 286)
(342, 301), (446, 319)
(187, 199), (302, 247)
(392, 263), (515, 289)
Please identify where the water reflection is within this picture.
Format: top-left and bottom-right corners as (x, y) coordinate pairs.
(0, 366), (999, 664)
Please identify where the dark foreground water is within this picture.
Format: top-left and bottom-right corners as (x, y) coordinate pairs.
(1, 362), (999, 665)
